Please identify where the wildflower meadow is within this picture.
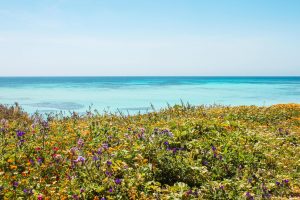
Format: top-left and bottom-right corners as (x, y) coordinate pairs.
(0, 103), (299, 199)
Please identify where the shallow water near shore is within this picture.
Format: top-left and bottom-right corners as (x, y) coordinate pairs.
(0, 76), (299, 114)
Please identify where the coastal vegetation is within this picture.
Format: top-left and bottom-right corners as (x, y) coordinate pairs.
(0, 103), (299, 199)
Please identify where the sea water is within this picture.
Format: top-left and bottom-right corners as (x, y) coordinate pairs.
(0, 76), (299, 114)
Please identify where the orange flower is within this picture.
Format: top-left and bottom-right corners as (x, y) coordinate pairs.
(21, 171), (28, 177)
(10, 165), (17, 170)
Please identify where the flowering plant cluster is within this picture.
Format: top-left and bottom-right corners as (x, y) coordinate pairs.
(0, 103), (299, 199)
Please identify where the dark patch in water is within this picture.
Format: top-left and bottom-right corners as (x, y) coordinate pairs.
(28, 102), (84, 110)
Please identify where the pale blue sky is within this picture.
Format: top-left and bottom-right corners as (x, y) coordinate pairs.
(0, 0), (299, 76)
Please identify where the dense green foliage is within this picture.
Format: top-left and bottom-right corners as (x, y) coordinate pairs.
(0, 103), (300, 199)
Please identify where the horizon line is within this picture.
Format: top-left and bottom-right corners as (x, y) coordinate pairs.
(0, 75), (300, 78)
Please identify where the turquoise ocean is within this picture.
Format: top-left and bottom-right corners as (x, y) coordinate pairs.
(0, 76), (299, 114)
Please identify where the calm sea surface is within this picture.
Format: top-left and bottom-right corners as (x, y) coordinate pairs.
(0, 76), (299, 114)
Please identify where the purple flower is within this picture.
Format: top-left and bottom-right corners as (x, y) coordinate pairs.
(115, 178), (121, 185)
(276, 181), (281, 186)
(172, 148), (177, 154)
(12, 181), (18, 188)
(93, 155), (99, 161)
(77, 139), (84, 147)
(101, 198), (106, 200)
(163, 141), (169, 146)
(108, 187), (113, 193)
(70, 147), (78, 155)
(41, 120), (48, 128)
(202, 160), (208, 166)
(186, 189), (193, 195)
(72, 194), (79, 200)
(97, 148), (103, 155)
(37, 157), (43, 164)
(105, 171), (112, 177)
(17, 139), (26, 146)
(162, 129), (169, 134)
(219, 185), (224, 190)
(17, 130), (25, 137)
(246, 192), (254, 200)
(107, 160), (112, 166)
(211, 145), (216, 151)
(74, 156), (85, 163)
(283, 179), (289, 184)
(102, 143), (109, 150)
(23, 189), (33, 195)
(80, 188), (84, 193)
(193, 190), (199, 197)
(138, 133), (144, 139)
(263, 193), (271, 199)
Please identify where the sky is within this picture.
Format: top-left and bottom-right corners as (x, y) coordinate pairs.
(0, 0), (299, 76)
